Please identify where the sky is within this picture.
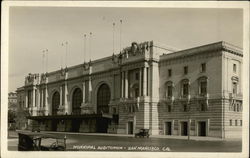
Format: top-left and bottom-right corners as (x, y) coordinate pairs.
(8, 7), (243, 93)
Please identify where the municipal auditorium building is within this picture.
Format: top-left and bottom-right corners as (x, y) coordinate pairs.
(16, 41), (243, 138)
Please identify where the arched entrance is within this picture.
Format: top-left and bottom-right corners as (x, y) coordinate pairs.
(52, 91), (60, 131)
(96, 83), (111, 133)
(52, 91), (60, 115)
(72, 88), (82, 115)
(97, 84), (111, 114)
(71, 88), (82, 132)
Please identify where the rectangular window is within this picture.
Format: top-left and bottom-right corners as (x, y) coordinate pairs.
(201, 63), (206, 72)
(233, 64), (237, 73)
(235, 120), (238, 126)
(200, 81), (207, 95)
(230, 120), (232, 126)
(168, 69), (172, 77)
(232, 82), (237, 94)
(184, 66), (188, 75)
(167, 86), (172, 97)
(183, 83), (189, 96)
(240, 120), (242, 126)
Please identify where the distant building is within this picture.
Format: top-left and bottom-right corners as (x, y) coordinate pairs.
(16, 41), (243, 138)
(8, 92), (17, 110)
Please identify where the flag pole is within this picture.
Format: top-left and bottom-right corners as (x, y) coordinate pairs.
(113, 22), (115, 55)
(89, 32), (92, 62)
(46, 49), (48, 73)
(120, 19), (122, 53)
(84, 34), (86, 63)
(65, 41), (68, 68)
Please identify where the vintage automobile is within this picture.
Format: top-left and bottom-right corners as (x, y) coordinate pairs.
(135, 129), (150, 138)
(18, 132), (66, 151)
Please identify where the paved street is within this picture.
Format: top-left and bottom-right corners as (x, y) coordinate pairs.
(8, 130), (242, 152)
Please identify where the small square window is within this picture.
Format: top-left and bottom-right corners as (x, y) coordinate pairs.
(168, 69), (172, 77)
(229, 120), (232, 126)
(184, 66), (188, 75)
(233, 64), (237, 73)
(135, 73), (139, 80)
(201, 63), (206, 72)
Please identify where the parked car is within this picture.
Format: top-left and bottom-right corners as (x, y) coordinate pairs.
(18, 132), (66, 151)
(135, 129), (150, 138)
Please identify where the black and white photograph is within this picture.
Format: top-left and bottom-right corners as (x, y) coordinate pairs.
(1, 1), (249, 158)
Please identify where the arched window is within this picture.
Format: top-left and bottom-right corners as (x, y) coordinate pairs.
(52, 91), (60, 115)
(72, 88), (82, 115)
(97, 84), (111, 114)
(165, 81), (173, 98)
(181, 79), (189, 98)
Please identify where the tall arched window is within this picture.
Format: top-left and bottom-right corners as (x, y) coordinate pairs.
(97, 84), (111, 114)
(181, 79), (189, 98)
(52, 91), (60, 115)
(165, 81), (173, 98)
(72, 88), (82, 115)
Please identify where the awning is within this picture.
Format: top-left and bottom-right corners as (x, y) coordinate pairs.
(27, 113), (114, 120)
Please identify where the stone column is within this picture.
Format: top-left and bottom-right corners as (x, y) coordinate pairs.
(121, 72), (124, 98)
(45, 85), (49, 115)
(88, 77), (92, 104)
(37, 88), (40, 108)
(37, 88), (40, 116)
(139, 68), (142, 97)
(25, 91), (28, 108)
(64, 82), (69, 114)
(32, 87), (36, 107)
(60, 86), (63, 106)
(143, 66), (147, 96)
(40, 88), (44, 110)
(82, 81), (86, 104)
(124, 71), (128, 98)
(32, 87), (37, 116)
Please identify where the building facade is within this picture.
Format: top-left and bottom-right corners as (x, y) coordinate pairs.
(16, 41), (243, 138)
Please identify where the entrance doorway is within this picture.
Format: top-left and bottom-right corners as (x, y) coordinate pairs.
(165, 122), (172, 135)
(128, 121), (134, 134)
(51, 120), (58, 131)
(198, 121), (206, 136)
(96, 118), (109, 133)
(71, 120), (81, 132)
(181, 122), (188, 136)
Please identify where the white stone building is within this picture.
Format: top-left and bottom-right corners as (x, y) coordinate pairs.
(16, 41), (243, 138)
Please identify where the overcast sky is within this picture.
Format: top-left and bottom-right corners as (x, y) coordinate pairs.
(8, 7), (243, 92)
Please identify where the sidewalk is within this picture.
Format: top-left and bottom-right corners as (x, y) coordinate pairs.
(15, 130), (240, 141)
